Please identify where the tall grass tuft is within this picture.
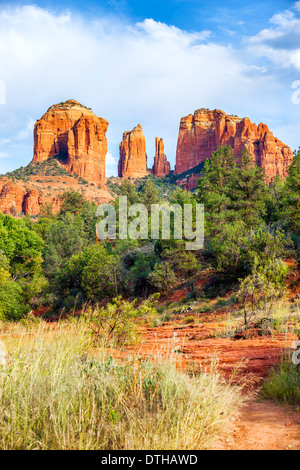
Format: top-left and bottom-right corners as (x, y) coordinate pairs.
(262, 356), (300, 405)
(0, 322), (242, 450)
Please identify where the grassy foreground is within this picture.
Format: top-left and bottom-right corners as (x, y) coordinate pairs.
(262, 356), (300, 405)
(0, 321), (242, 450)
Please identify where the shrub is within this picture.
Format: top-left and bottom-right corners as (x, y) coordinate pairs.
(262, 356), (300, 405)
(82, 295), (158, 346)
(148, 262), (177, 294)
(237, 260), (288, 326)
(82, 297), (140, 346)
(183, 316), (195, 324)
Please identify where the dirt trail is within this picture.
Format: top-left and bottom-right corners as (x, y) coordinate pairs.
(213, 397), (300, 450)
(119, 319), (300, 450)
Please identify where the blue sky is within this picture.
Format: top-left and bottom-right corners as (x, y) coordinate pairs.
(0, 0), (299, 176)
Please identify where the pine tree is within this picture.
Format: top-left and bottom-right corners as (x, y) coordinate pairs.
(196, 145), (237, 237)
(228, 149), (267, 228)
(281, 150), (300, 233)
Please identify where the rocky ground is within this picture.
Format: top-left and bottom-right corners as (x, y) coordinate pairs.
(123, 315), (300, 450)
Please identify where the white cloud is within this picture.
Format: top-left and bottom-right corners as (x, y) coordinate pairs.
(247, 9), (300, 70)
(135, 18), (211, 44)
(106, 152), (116, 166)
(0, 4), (298, 175)
(17, 117), (35, 140)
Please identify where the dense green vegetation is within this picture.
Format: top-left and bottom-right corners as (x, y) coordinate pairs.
(0, 145), (299, 324)
(1, 158), (89, 185)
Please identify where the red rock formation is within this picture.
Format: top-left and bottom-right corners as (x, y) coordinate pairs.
(0, 181), (27, 216)
(175, 108), (293, 181)
(0, 170), (113, 217)
(118, 124), (148, 178)
(33, 100), (109, 187)
(0, 180), (61, 217)
(183, 174), (199, 191)
(152, 137), (171, 177)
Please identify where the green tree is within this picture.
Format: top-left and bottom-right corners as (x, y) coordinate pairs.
(44, 212), (88, 279)
(238, 259), (288, 326)
(81, 246), (121, 301)
(281, 150), (300, 233)
(148, 261), (177, 294)
(129, 249), (156, 296)
(211, 225), (290, 277)
(119, 179), (140, 204)
(140, 180), (160, 210)
(59, 190), (87, 215)
(196, 145), (238, 237)
(228, 150), (267, 227)
(197, 146), (267, 237)
(0, 213), (44, 279)
(40, 202), (55, 219)
(0, 268), (27, 320)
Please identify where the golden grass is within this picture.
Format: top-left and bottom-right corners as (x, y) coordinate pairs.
(0, 320), (242, 450)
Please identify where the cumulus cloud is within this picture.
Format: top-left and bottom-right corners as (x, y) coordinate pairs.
(106, 152), (117, 177)
(134, 18), (211, 44)
(0, 4), (298, 175)
(106, 153), (116, 166)
(17, 117), (35, 140)
(295, 1), (300, 12)
(247, 8), (300, 70)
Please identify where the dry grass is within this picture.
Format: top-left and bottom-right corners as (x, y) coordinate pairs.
(0, 320), (242, 450)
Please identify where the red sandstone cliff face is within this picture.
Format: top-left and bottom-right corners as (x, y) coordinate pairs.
(0, 174), (113, 217)
(33, 100), (109, 187)
(175, 108), (293, 181)
(152, 137), (171, 177)
(0, 180), (61, 216)
(118, 124), (148, 178)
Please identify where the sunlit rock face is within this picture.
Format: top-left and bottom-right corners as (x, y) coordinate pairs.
(118, 124), (148, 178)
(175, 108), (293, 181)
(152, 137), (171, 177)
(33, 99), (109, 187)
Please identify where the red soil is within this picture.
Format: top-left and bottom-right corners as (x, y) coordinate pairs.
(123, 319), (296, 384)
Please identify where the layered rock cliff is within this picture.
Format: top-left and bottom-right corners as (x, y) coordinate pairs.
(152, 137), (171, 177)
(175, 108), (293, 181)
(0, 180), (61, 216)
(33, 99), (109, 187)
(118, 124), (148, 178)
(0, 174), (112, 217)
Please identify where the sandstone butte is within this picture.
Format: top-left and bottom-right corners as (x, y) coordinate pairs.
(0, 99), (113, 217)
(33, 99), (109, 187)
(0, 175), (112, 218)
(152, 137), (171, 177)
(175, 108), (294, 182)
(118, 124), (148, 178)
